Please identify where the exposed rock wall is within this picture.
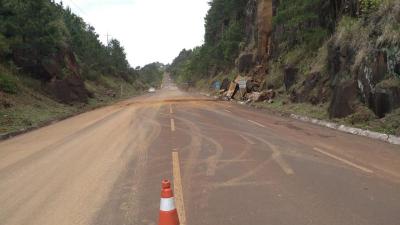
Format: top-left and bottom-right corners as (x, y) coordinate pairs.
(327, 1), (400, 118)
(44, 47), (91, 104)
(14, 45), (91, 104)
(238, 0), (272, 76)
(330, 0), (360, 18)
(256, 0), (273, 63)
(237, 0), (399, 120)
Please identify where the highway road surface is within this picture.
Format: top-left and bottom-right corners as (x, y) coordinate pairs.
(1, 73), (400, 225)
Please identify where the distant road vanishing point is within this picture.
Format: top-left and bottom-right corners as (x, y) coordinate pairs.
(1, 73), (400, 225)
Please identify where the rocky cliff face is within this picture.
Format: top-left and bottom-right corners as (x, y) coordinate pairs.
(45, 47), (92, 104)
(237, 0), (272, 77)
(327, 3), (400, 118)
(236, 0), (400, 121)
(13, 45), (91, 104)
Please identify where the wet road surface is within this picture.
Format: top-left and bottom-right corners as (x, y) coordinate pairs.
(1, 74), (400, 225)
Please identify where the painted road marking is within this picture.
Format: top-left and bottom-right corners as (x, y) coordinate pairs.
(224, 109), (232, 113)
(172, 152), (187, 225)
(254, 137), (294, 175)
(239, 134), (255, 145)
(272, 151), (294, 175)
(211, 181), (274, 189)
(169, 104), (173, 114)
(248, 119), (266, 128)
(313, 147), (374, 174)
(170, 118), (175, 132)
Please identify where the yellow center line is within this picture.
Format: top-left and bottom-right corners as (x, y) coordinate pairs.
(172, 152), (186, 225)
(248, 119), (266, 128)
(313, 147), (374, 174)
(170, 118), (175, 132)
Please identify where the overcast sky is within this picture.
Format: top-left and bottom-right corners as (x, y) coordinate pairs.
(55, 0), (210, 67)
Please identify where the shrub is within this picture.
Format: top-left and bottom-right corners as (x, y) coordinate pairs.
(0, 73), (18, 94)
(0, 34), (10, 57)
(360, 0), (382, 15)
(346, 105), (376, 125)
(98, 75), (116, 89)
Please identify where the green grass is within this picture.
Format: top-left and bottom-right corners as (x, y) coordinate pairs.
(337, 108), (400, 135)
(251, 95), (399, 136)
(0, 71), (18, 94)
(0, 105), (75, 133)
(0, 74), (144, 135)
(251, 95), (328, 120)
(0, 91), (77, 133)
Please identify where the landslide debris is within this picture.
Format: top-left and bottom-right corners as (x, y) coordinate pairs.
(168, 0), (400, 135)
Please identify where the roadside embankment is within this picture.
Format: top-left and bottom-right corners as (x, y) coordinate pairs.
(0, 75), (146, 140)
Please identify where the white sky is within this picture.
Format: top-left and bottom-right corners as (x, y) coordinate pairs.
(55, 0), (210, 67)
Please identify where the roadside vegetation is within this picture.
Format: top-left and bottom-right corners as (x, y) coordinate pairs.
(168, 0), (400, 136)
(0, 0), (164, 134)
(168, 0), (247, 86)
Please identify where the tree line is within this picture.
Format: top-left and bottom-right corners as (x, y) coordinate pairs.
(168, 0), (247, 85)
(0, 0), (163, 93)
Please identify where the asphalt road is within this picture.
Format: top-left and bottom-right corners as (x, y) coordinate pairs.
(1, 74), (400, 225)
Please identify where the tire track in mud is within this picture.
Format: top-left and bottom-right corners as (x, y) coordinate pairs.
(173, 107), (288, 190)
(91, 106), (162, 225)
(1, 106), (157, 225)
(0, 108), (127, 175)
(172, 116), (203, 220)
(0, 108), (139, 221)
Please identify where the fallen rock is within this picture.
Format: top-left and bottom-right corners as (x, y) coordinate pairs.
(246, 80), (260, 92)
(220, 96), (231, 101)
(329, 81), (358, 118)
(225, 82), (238, 99)
(233, 89), (246, 100)
(246, 90), (276, 102)
(247, 92), (262, 102)
(256, 90), (275, 102)
(220, 78), (230, 91)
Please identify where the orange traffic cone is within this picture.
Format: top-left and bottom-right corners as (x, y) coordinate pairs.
(159, 179), (180, 225)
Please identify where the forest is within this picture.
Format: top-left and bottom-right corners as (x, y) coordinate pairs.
(0, 0), (163, 134)
(0, 0), (163, 92)
(169, 0), (400, 135)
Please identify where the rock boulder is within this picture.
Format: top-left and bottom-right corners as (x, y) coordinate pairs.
(284, 65), (298, 90)
(329, 81), (358, 118)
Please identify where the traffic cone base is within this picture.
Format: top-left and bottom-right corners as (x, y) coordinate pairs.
(159, 209), (179, 225)
(159, 179), (180, 225)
